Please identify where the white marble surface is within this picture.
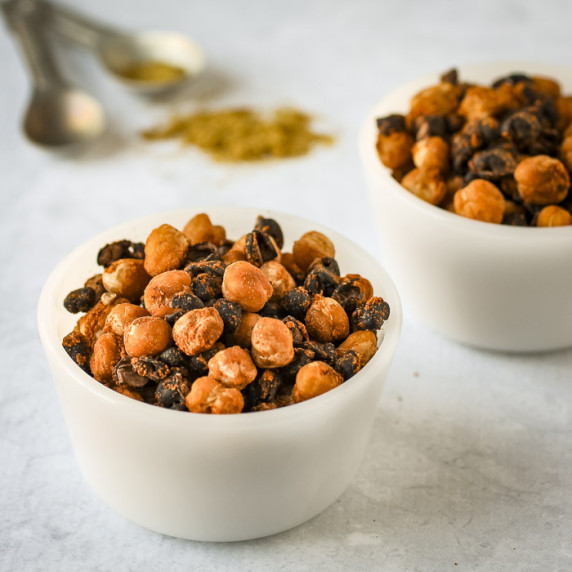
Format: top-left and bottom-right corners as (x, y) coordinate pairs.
(2, 0), (572, 569)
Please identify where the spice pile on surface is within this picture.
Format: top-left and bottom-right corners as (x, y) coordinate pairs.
(142, 107), (333, 162)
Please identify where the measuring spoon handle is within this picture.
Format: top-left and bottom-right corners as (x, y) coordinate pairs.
(1, 0), (65, 91)
(37, 0), (120, 49)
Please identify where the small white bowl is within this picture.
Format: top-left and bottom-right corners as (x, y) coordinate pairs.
(37, 207), (401, 541)
(360, 62), (572, 352)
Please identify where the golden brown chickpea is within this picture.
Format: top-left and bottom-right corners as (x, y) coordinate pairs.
(406, 83), (461, 127)
(412, 136), (449, 172)
(208, 346), (258, 389)
(260, 260), (296, 302)
(143, 270), (192, 317)
(280, 252), (303, 279)
(104, 303), (150, 336)
(251, 317), (295, 368)
(172, 307), (223, 356)
(292, 231), (335, 272)
(401, 168), (446, 205)
(293, 361), (343, 403)
(557, 96), (572, 130)
(560, 136), (572, 171)
(124, 316), (172, 357)
(222, 248), (246, 265)
(454, 179), (506, 223)
(531, 75), (561, 98)
(76, 296), (128, 349)
(514, 155), (570, 205)
(375, 131), (414, 170)
(222, 261), (273, 312)
(90, 332), (123, 382)
(458, 85), (518, 120)
(536, 205), (572, 227)
(336, 330), (378, 366)
(305, 295), (349, 343)
(102, 259), (150, 302)
(182, 213), (226, 246)
(185, 376), (244, 414)
(114, 385), (143, 401)
(228, 312), (260, 348)
(144, 224), (189, 276)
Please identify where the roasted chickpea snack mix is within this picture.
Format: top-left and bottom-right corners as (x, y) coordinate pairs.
(62, 214), (391, 414)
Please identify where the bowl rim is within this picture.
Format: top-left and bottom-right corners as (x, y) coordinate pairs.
(38, 206), (402, 429)
(360, 59), (572, 242)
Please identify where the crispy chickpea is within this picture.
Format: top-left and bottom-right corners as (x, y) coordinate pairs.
(144, 224), (189, 276)
(536, 205), (572, 227)
(305, 295), (349, 343)
(185, 376), (244, 414)
(76, 296), (128, 349)
(560, 136), (572, 171)
(406, 83), (461, 127)
(401, 167), (446, 205)
(375, 131), (414, 170)
(222, 261), (273, 312)
(228, 312), (260, 348)
(514, 155), (570, 205)
(143, 270), (192, 317)
(208, 346), (257, 389)
(182, 213), (226, 246)
(292, 231), (335, 272)
(280, 252), (304, 280)
(336, 330), (378, 366)
(557, 96), (572, 130)
(222, 248), (246, 265)
(412, 136), (449, 172)
(172, 307), (224, 356)
(90, 332), (123, 382)
(531, 75), (561, 98)
(251, 317), (295, 368)
(104, 303), (150, 336)
(260, 260), (296, 302)
(293, 361), (343, 403)
(454, 179), (506, 223)
(458, 85), (517, 120)
(102, 259), (150, 302)
(124, 316), (172, 357)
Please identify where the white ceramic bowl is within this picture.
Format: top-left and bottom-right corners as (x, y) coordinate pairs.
(360, 62), (572, 352)
(37, 207), (401, 541)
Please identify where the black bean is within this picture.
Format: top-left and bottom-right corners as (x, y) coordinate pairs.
(97, 239), (144, 268)
(376, 114), (406, 136)
(212, 299), (242, 334)
(336, 350), (360, 380)
(171, 292), (204, 312)
(303, 267), (339, 296)
(62, 331), (90, 373)
(192, 273), (222, 302)
(281, 287), (312, 320)
(131, 357), (171, 382)
(158, 347), (187, 367)
(113, 357), (149, 388)
(351, 297), (390, 332)
(63, 287), (96, 314)
(283, 316), (309, 344)
(245, 230), (280, 267)
(254, 216), (284, 250)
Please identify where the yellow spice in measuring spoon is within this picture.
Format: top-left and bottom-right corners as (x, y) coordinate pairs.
(118, 61), (187, 83)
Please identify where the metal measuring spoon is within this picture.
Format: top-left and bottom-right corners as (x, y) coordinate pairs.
(39, 0), (206, 96)
(2, 0), (106, 149)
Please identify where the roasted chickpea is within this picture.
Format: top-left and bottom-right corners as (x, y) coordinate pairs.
(292, 231), (335, 272)
(531, 75), (561, 98)
(458, 85), (517, 120)
(185, 376), (244, 414)
(208, 346), (258, 389)
(124, 316), (172, 357)
(228, 312), (260, 348)
(557, 96), (572, 130)
(401, 168), (446, 205)
(293, 361), (343, 403)
(143, 270), (192, 317)
(536, 205), (572, 227)
(251, 317), (294, 368)
(90, 332), (123, 382)
(102, 259), (150, 302)
(336, 330), (378, 366)
(412, 136), (449, 172)
(454, 179), (506, 223)
(375, 131), (414, 170)
(104, 303), (150, 336)
(560, 136), (572, 171)
(260, 260), (296, 302)
(76, 296), (128, 349)
(305, 295), (349, 343)
(406, 83), (461, 127)
(182, 213), (226, 246)
(222, 248), (246, 265)
(172, 307), (224, 356)
(222, 261), (273, 312)
(144, 224), (189, 276)
(514, 155), (570, 205)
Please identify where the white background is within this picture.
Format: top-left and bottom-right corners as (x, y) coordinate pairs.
(1, 0), (571, 570)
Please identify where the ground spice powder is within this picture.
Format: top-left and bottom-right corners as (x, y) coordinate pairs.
(141, 107), (334, 161)
(117, 61), (187, 83)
